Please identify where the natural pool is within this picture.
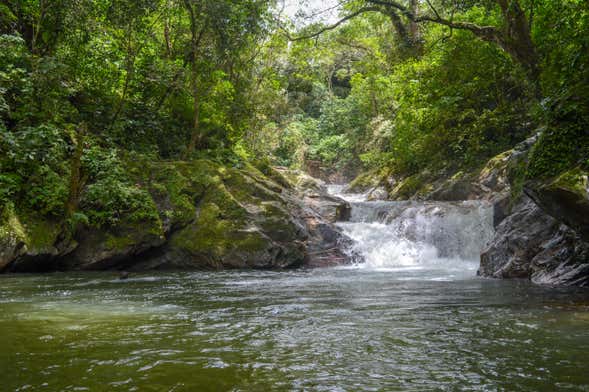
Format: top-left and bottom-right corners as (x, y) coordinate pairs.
(1, 268), (589, 391)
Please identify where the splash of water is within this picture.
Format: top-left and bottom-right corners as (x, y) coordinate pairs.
(329, 186), (494, 273)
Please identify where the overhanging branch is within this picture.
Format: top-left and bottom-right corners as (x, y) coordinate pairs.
(282, 7), (380, 41)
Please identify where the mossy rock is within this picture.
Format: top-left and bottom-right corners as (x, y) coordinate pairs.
(169, 200), (294, 269)
(1, 206), (62, 253)
(526, 167), (589, 241)
(0, 204), (27, 270)
(64, 218), (165, 270)
(527, 124), (589, 179)
(348, 170), (381, 193)
(251, 160), (293, 190)
(389, 173), (432, 200)
(223, 168), (282, 205)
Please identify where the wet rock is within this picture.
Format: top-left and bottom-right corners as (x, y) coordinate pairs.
(303, 192), (351, 223)
(480, 195), (589, 286)
(60, 225), (165, 270)
(531, 226), (589, 286)
(367, 186), (389, 201)
(300, 212), (358, 268)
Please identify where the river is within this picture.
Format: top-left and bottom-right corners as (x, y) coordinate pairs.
(1, 187), (589, 391)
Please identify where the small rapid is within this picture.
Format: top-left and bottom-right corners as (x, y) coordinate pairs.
(328, 185), (494, 276)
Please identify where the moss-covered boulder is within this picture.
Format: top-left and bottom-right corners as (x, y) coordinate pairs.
(1, 156), (356, 273)
(125, 161), (309, 270)
(526, 167), (589, 242)
(0, 204), (76, 272)
(0, 205), (27, 270)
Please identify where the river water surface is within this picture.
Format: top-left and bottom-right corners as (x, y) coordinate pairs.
(2, 189), (589, 391)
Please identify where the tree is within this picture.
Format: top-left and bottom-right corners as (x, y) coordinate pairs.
(287, 0), (539, 87)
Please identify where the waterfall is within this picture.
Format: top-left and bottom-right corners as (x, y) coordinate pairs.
(328, 186), (494, 272)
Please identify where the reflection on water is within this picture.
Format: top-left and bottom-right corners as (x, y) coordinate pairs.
(1, 270), (589, 391)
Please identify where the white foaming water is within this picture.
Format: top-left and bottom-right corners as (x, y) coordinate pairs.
(327, 184), (369, 202)
(328, 185), (494, 275)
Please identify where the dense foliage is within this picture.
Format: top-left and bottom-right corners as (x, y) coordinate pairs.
(0, 0), (274, 227)
(0, 0), (588, 230)
(263, 0), (588, 181)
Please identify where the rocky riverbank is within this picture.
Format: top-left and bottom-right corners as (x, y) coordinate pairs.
(0, 160), (355, 273)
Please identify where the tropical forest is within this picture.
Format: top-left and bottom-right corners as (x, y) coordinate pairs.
(1, 0), (589, 390)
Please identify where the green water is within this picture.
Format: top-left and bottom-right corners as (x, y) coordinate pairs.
(1, 269), (589, 391)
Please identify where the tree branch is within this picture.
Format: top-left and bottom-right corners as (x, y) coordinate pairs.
(365, 0), (504, 46)
(282, 7), (380, 41)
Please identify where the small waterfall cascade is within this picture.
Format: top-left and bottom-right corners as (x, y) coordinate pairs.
(328, 185), (494, 272)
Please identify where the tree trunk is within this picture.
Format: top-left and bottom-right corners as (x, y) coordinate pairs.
(408, 0), (423, 55)
(65, 123), (87, 218)
(184, 77), (201, 159)
(496, 0), (540, 87)
(182, 0), (206, 159)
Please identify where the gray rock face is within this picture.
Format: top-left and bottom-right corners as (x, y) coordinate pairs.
(302, 192), (352, 223)
(293, 180), (357, 267)
(480, 196), (589, 286)
(526, 168), (589, 242)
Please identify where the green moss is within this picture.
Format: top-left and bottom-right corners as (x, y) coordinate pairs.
(251, 159), (292, 190)
(348, 170), (380, 192)
(105, 234), (136, 251)
(391, 173), (427, 200)
(0, 204), (26, 249)
(551, 167), (588, 196)
(171, 201), (266, 257)
(11, 211), (61, 252)
(528, 124), (589, 179)
(232, 231), (268, 253)
(223, 168), (281, 206)
(508, 158), (528, 202)
(479, 151), (511, 179)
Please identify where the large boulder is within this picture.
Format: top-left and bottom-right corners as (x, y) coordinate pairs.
(480, 195), (589, 286)
(0, 205), (75, 272)
(130, 162), (309, 270)
(275, 168), (358, 267)
(526, 167), (589, 242)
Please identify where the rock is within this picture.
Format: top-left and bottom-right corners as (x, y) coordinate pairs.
(60, 224), (165, 270)
(135, 165), (309, 270)
(428, 172), (477, 201)
(0, 206), (26, 271)
(367, 186), (388, 201)
(0, 205), (77, 272)
(491, 194), (512, 227)
(526, 167), (589, 242)
(426, 134), (539, 203)
(531, 226), (589, 286)
(303, 192), (351, 223)
(1, 159), (358, 273)
(347, 170), (382, 193)
(480, 195), (589, 286)
(388, 173), (432, 200)
(274, 168), (359, 266)
(299, 210), (358, 268)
